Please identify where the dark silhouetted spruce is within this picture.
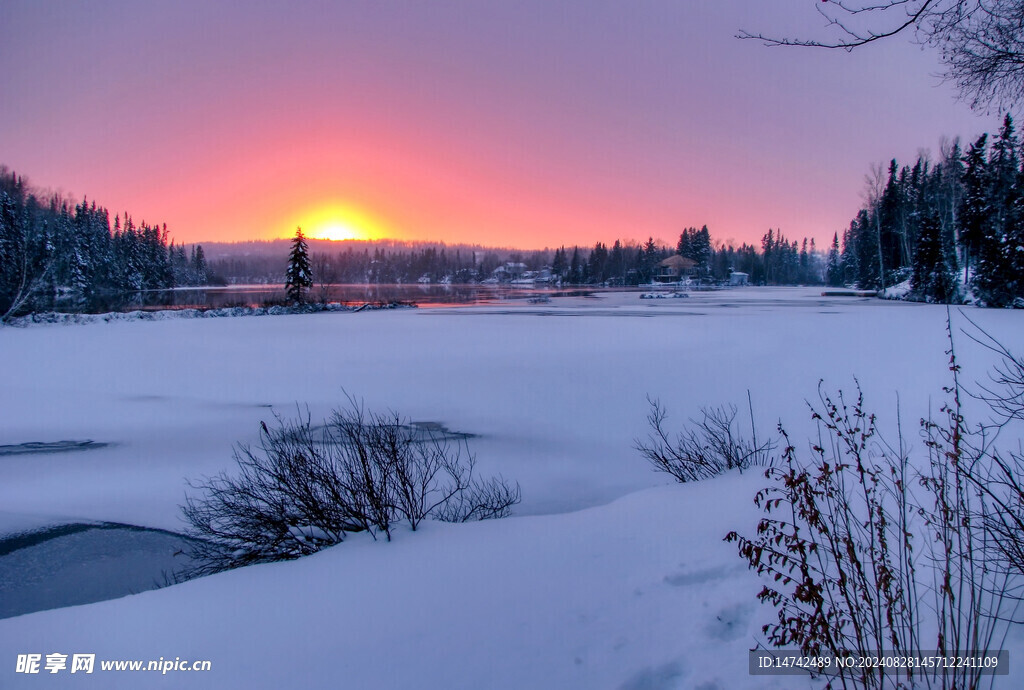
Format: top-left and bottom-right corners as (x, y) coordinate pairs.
(285, 227), (313, 304)
(826, 233), (843, 287)
(974, 117), (1018, 306)
(958, 134), (989, 285)
(911, 212), (957, 303)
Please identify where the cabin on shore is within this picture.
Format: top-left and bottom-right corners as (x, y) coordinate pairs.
(493, 262), (528, 281)
(729, 271), (749, 286)
(655, 255), (697, 283)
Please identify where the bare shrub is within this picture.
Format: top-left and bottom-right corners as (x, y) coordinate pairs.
(943, 316), (1024, 583)
(970, 445), (1024, 579)
(726, 376), (1011, 690)
(635, 396), (774, 482)
(962, 313), (1024, 426)
(182, 402), (519, 575)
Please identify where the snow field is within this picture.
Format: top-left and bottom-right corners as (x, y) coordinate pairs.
(1, 287), (1023, 687)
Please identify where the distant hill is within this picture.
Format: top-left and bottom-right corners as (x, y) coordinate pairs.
(199, 238), (535, 261)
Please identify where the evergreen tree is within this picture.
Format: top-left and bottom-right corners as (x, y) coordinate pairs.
(959, 134), (989, 284)
(675, 226), (712, 278)
(693, 226), (712, 278)
(1008, 166), (1024, 298)
(911, 211), (957, 303)
(840, 227), (858, 286)
(878, 160), (906, 272)
(0, 167), (192, 314)
(854, 210), (882, 289)
(974, 118), (1018, 305)
(762, 229), (804, 284)
(639, 237), (660, 284)
(551, 246), (567, 281)
(587, 242), (609, 284)
(799, 238), (810, 283)
(285, 227), (313, 304)
(826, 233), (843, 286)
(608, 240), (625, 285)
(0, 189), (27, 314)
(192, 244), (208, 285)
(676, 229), (693, 258)
(808, 238), (821, 284)
(935, 142), (964, 278)
(568, 246), (582, 284)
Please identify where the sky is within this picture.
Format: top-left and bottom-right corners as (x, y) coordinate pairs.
(0, 0), (1007, 250)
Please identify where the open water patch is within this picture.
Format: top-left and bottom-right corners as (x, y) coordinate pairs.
(302, 420), (475, 444)
(0, 522), (200, 619)
(0, 440), (110, 456)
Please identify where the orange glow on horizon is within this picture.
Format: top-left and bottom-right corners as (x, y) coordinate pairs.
(290, 203), (390, 243)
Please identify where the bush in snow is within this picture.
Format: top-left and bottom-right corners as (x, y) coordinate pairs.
(182, 402), (520, 576)
(726, 329), (1018, 689)
(953, 318), (1024, 580)
(635, 397), (773, 483)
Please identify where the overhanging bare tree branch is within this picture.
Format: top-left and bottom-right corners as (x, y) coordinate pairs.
(738, 0), (1024, 112)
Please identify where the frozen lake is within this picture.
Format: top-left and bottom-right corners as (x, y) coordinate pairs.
(1, 287), (1023, 689)
(1, 287), (1015, 532)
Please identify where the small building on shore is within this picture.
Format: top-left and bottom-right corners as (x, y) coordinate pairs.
(655, 255), (697, 283)
(729, 271), (749, 286)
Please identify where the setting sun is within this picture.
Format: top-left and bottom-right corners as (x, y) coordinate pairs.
(296, 203), (388, 242)
(315, 221), (362, 241)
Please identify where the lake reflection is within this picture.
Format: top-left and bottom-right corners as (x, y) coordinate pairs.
(41, 283), (595, 314)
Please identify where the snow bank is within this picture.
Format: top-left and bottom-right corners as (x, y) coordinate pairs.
(880, 280), (912, 300)
(4, 302), (414, 327)
(0, 476), (786, 689)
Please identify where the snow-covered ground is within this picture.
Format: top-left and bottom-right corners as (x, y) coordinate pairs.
(1, 287), (1022, 688)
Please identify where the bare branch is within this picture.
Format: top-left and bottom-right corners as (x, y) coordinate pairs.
(738, 0), (1024, 111)
(181, 401), (520, 575)
(635, 396), (774, 483)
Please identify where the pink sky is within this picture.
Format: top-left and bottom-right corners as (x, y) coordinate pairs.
(0, 1), (1004, 249)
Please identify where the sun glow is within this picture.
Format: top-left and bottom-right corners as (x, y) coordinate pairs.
(297, 203), (388, 242)
(317, 221), (362, 241)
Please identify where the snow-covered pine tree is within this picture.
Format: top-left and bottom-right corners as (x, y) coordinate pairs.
(958, 134), (989, 286)
(911, 211), (957, 303)
(974, 117), (1018, 306)
(1006, 150), (1024, 301)
(192, 244), (207, 285)
(285, 227), (313, 304)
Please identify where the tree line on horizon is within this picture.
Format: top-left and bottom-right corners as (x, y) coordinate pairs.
(0, 166), (212, 318)
(830, 114), (1024, 306)
(215, 226), (826, 289)
(1, 158), (832, 319)
(15, 115), (1024, 318)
